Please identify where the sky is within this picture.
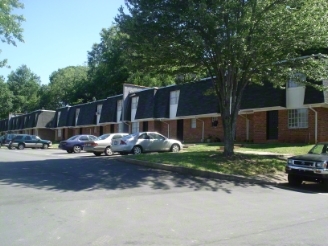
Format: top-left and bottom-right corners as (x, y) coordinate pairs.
(1, 0), (126, 85)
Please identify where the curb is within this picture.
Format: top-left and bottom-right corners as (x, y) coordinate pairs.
(115, 157), (284, 186)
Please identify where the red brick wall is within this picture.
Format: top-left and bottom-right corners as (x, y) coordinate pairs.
(253, 112), (267, 143)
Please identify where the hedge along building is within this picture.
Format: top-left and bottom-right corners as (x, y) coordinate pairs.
(0, 110), (56, 141)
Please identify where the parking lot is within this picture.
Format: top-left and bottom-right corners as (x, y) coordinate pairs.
(1, 147), (328, 245)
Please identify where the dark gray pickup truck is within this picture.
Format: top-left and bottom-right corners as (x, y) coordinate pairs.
(286, 142), (328, 187)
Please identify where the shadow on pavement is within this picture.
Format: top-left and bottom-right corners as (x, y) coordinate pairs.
(0, 156), (279, 193)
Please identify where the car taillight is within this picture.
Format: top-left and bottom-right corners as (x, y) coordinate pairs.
(91, 142), (98, 146)
(120, 140), (127, 145)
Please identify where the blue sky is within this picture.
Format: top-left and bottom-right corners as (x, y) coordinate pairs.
(1, 0), (126, 84)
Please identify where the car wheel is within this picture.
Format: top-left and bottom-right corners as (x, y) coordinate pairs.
(288, 174), (302, 186)
(42, 143), (49, 149)
(18, 144), (25, 150)
(171, 144), (180, 153)
(94, 152), (101, 156)
(67, 150), (73, 153)
(73, 145), (82, 153)
(132, 146), (142, 155)
(104, 146), (113, 156)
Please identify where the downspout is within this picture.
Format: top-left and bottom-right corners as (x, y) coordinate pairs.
(160, 119), (170, 138)
(196, 118), (205, 142)
(309, 107), (318, 143)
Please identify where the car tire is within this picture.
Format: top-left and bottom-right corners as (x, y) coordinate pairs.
(73, 145), (82, 153)
(94, 152), (101, 156)
(18, 144), (25, 150)
(67, 150), (73, 153)
(104, 146), (113, 156)
(171, 144), (180, 153)
(288, 174), (302, 186)
(132, 146), (142, 155)
(42, 143), (49, 149)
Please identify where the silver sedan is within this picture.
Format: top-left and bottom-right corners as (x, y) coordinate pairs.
(111, 132), (183, 155)
(84, 133), (129, 156)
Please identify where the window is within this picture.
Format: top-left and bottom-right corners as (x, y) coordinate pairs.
(132, 97), (139, 109)
(132, 122), (139, 133)
(57, 112), (61, 126)
(170, 90), (179, 105)
(288, 108), (308, 128)
(211, 117), (218, 127)
(191, 119), (196, 128)
(79, 136), (89, 141)
(288, 73), (306, 88)
(25, 136), (32, 141)
(149, 133), (165, 140)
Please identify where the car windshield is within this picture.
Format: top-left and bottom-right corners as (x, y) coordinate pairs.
(67, 136), (79, 141)
(308, 143), (328, 155)
(97, 134), (110, 140)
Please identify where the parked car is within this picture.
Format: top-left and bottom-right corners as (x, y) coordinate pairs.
(0, 135), (4, 148)
(84, 133), (129, 156)
(2, 133), (17, 149)
(286, 142), (328, 188)
(9, 134), (52, 150)
(111, 132), (183, 155)
(58, 134), (98, 153)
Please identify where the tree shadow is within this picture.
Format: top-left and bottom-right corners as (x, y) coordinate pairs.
(0, 156), (277, 193)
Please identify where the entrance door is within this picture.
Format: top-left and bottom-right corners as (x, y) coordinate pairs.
(266, 111), (278, 140)
(100, 126), (103, 135)
(177, 120), (184, 141)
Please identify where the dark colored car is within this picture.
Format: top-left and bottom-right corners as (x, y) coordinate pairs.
(2, 133), (17, 148)
(58, 134), (98, 153)
(9, 134), (52, 150)
(286, 142), (328, 188)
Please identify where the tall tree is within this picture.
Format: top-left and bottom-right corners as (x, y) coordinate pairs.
(116, 0), (328, 155)
(0, 0), (25, 67)
(48, 66), (89, 108)
(87, 26), (129, 99)
(7, 65), (41, 113)
(0, 76), (13, 118)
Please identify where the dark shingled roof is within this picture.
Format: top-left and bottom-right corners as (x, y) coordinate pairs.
(154, 85), (178, 119)
(241, 82), (286, 109)
(66, 105), (79, 127)
(0, 118), (9, 132)
(303, 81), (326, 105)
(176, 78), (219, 117)
(135, 88), (157, 119)
(100, 95), (123, 123)
(54, 107), (71, 127)
(77, 101), (97, 126)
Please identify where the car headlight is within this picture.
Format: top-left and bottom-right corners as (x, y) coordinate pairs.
(316, 161), (327, 168)
(287, 159), (293, 164)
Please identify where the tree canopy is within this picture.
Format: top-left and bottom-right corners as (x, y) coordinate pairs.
(0, 0), (25, 67)
(116, 0), (328, 155)
(6, 65), (41, 113)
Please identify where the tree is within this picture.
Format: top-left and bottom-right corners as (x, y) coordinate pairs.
(48, 66), (89, 108)
(0, 0), (25, 67)
(87, 26), (130, 99)
(7, 65), (41, 113)
(0, 76), (13, 118)
(116, 0), (328, 156)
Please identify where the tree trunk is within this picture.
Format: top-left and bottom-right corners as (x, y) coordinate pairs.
(221, 110), (236, 156)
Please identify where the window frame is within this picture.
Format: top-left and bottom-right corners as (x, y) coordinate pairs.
(288, 108), (308, 129)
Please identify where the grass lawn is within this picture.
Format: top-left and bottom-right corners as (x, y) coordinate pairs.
(124, 143), (314, 177)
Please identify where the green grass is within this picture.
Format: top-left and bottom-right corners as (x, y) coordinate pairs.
(124, 143), (314, 177)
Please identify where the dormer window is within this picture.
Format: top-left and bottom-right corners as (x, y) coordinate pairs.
(132, 97), (139, 109)
(170, 90), (179, 105)
(75, 108), (80, 125)
(287, 73), (306, 88)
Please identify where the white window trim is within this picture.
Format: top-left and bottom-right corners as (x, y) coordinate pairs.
(191, 118), (196, 128)
(288, 108), (308, 129)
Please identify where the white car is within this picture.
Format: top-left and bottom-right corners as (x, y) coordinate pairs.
(84, 133), (129, 156)
(111, 132), (183, 155)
